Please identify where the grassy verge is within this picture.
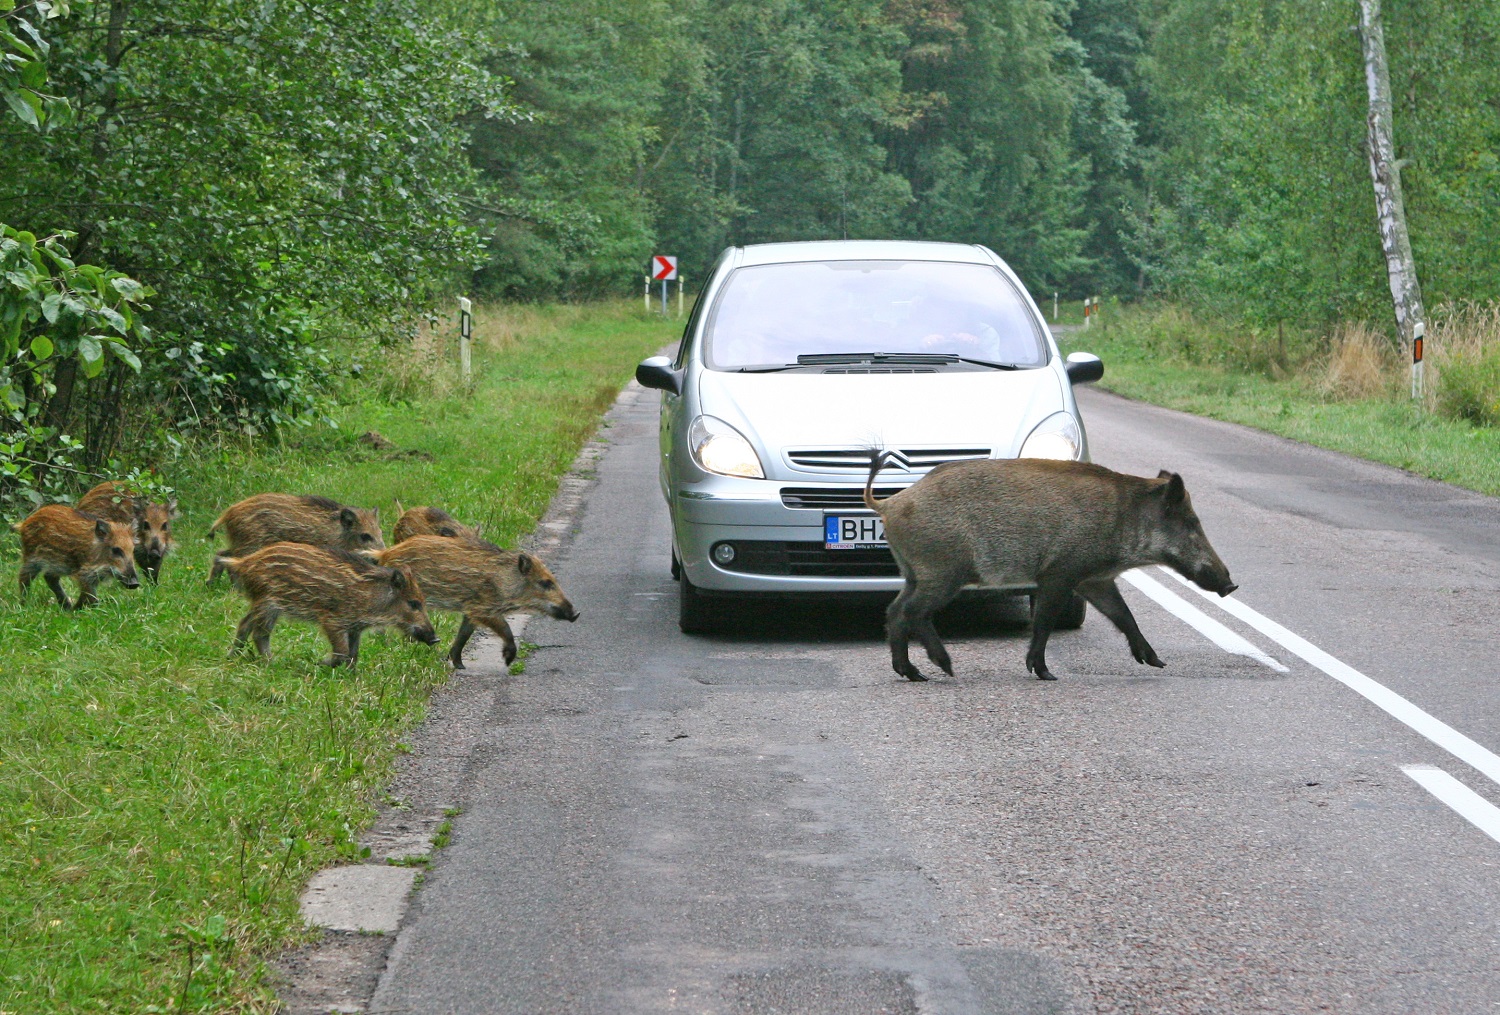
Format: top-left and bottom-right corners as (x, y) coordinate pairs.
(1062, 304), (1500, 496)
(0, 301), (676, 1013)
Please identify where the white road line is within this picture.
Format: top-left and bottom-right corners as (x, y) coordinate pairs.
(1120, 569), (1288, 672)
(1160, 567), (1500, 791)
(1402, 765), (1500, 846)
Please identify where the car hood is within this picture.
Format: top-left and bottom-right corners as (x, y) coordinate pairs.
(695, 367), (1067, 476)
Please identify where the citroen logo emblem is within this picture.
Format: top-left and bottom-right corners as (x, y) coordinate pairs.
(886, 451), (913, 472)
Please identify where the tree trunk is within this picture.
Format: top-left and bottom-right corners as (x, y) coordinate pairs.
(1358, 0), (1425, 396)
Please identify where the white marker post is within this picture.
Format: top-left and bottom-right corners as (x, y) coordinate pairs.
(1094, 295), (1102, 320)
(458, 296), (473, 385)
(678, 275), (685, 319)
(1083, 296), (1093, 328)
(644, 275), (650, 313)
(1053, 292), (1058, 322)
(1412, 320), (1425, 399)
(652, 255), (678, 317)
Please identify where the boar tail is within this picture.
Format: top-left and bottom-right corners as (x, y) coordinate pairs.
(205, 508), (231, 540)
(863, 449), (895, 513)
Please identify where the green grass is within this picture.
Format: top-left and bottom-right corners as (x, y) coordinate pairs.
(1063, 306), (1500, 496)
(0, 301), (676, 1013)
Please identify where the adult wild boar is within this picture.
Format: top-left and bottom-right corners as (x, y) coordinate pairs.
(864, 452), (1237, 682)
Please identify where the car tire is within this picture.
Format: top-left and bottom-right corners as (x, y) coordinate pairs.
(1031, 592), (1087, 630)
(679, 573), (718, 634)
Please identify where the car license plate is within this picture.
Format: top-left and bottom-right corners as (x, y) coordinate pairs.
(825, 515), (886, 549)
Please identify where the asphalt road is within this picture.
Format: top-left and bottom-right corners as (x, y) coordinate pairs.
(373, 383), (1500, 1015)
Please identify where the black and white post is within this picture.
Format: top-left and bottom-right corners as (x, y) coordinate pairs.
(458, 296), (473, 385)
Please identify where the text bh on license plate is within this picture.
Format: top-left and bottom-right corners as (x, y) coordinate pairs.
(825, 514), (886, 549)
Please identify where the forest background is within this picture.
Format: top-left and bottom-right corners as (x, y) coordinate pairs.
(4, 0), (1500, 514)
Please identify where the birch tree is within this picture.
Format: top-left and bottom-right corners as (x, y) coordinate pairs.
(1358, 0), (1426, 393)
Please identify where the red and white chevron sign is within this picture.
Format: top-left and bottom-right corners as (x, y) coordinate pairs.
(652, 255), (678, 281)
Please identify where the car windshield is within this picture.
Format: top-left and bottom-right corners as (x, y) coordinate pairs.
(702, 259), (1047, 370)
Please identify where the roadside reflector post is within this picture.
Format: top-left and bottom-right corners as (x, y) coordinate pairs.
(458, 296), (473, 385)
(1084, 296), (1093, 328)
(1094, 295), (1102, 320)
(1053, 292), (1058, 322)
(644, 275), (650, 313)
(678, 275), (685, 319)
(1412, 320), (1425, 400)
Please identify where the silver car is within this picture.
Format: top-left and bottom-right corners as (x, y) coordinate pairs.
(635, 239), (1103, 632)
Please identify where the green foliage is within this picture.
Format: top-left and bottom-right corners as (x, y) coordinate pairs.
(0, 223), (151, 512)
(0, 0), (515, 483)
(1138, 1), (1500, 330)
(0, 0), (76, 130)
(462, 0), (1126, 297)
(1437, 345), (1500, 427)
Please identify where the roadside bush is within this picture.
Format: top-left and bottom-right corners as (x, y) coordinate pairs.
(1431, 303), (1500, 425)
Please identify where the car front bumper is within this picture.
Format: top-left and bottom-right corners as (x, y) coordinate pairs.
(673, 474), (910, 594)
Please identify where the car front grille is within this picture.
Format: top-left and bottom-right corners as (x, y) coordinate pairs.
(780, 486), (906, 509)
(785, 447), (991, 472)
(718, 540), (901, 578)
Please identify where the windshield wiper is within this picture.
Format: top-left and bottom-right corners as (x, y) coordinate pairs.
(952, 356), (1023, 370)
(733, 363), (801, 373)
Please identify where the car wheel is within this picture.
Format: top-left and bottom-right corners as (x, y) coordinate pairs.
(1031, 592), (1087, 630)
(679, 573), (718, 634)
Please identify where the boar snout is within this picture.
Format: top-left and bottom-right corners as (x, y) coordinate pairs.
(1191, 562), (1236, 597)
(550, 601), (580, 622)
(118, 568), (142, 590)
(411, 623), (439, 646)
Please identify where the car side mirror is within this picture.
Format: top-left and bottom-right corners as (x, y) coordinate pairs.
(1064, 351), (1104, 385)
(636, 356), (682, 395)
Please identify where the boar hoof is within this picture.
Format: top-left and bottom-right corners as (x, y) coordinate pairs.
(1034, 669), (1057, 681)
(894, 661), (927, 682)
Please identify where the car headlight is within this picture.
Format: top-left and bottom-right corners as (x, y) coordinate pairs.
(1019, 411), (1082, 460)
(688, 415), (765, 478)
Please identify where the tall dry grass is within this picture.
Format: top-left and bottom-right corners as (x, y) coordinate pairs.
(1318, 322), (1401, 400)
(1312, 305), (1500, 423)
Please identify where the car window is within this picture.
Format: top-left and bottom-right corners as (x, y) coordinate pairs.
(674, 287), (707, 370)
(702, 259), (1047, 370)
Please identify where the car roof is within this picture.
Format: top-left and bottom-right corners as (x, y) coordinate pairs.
(734, 239), (998, 267)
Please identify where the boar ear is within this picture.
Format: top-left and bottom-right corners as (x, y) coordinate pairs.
(94, 519), (111, 541)
(166, 498), (179, 518)
(339, 507), (358, 529)
(1157, 469), (1172, 480)
(1162, 472), (1186, 505)
(387, 567), (408, 590)
(517, 553), (534, 576)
